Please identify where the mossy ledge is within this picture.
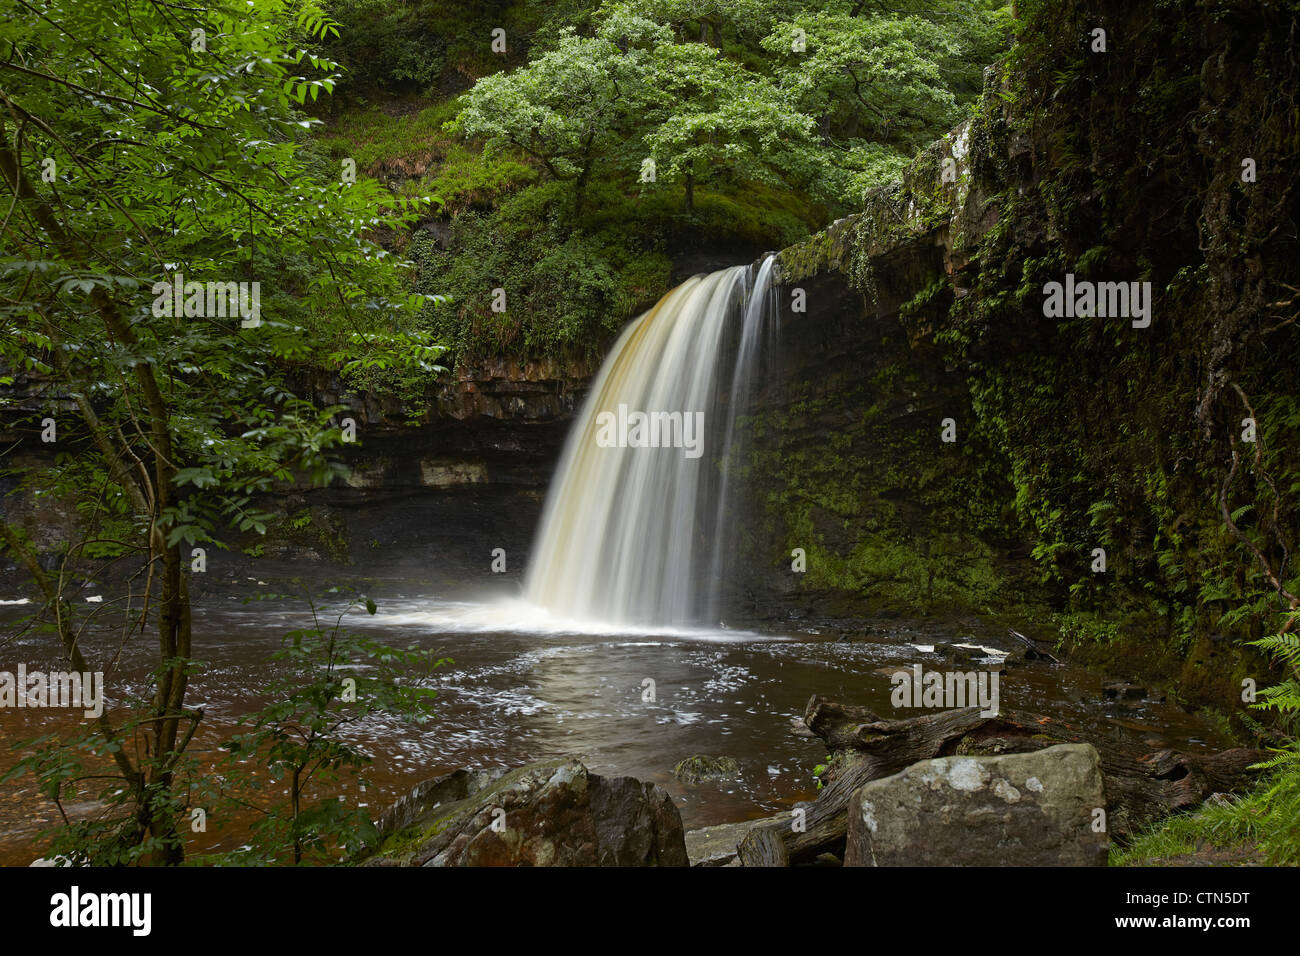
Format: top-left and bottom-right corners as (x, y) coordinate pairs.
(754, 0), (1300, 735)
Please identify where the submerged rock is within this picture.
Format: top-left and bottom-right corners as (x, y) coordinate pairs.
(673, 754), (741, 784)
(1103, 681), (1148, 702)
(364, 757), (688, 867)
(844, 743), (1108, 866)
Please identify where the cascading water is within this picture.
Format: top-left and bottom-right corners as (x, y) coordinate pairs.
(524, 256), (779, 627)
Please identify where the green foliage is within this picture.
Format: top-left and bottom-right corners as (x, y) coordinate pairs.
(0, 0), (444, 864)
(326, 325), (449, 407)
(315, 99), (463, 175)
(452, 0), (1004, 214)
(317, 0), (445, 92)
(812, 758), (830, 789)
(0, 0), (440, 549)
(1054, 611), (1122, 649)
(1111, 771), (1300, 866)
(201, 592), (449, 865)
(307, 0), (1008, 364)
(412, 174), (815, 361)
(316, 0), (566, 94)
(1246, 615), (1300, 781)
(423, 144), (539, 213)
(1249, 629), (1300, 718)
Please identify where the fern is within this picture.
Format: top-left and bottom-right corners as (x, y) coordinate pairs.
(1248, 625), (1300, 718)
(1249, 631), (1300, 673)
(1247, 618), (1300, 771)
(1254, 679), (1300, 715)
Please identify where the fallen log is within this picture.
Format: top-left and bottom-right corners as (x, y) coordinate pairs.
(737, 826), (789, 867)
(1007, 627), (1060, 663)
(741, 702), (992, 865)
(1096, 745), (1265, 836)
(740, 695), (1264, 866)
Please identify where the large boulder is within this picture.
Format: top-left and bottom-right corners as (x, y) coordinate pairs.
(844, 743), (1108, 866)
(364, 757), (689, 867)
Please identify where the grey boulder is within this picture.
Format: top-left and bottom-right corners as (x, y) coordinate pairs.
(844, 743), (1109, 866)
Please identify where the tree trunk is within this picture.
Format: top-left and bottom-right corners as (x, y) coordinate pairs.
(1, 120), (195, 865)
(737, 826), (789, 867)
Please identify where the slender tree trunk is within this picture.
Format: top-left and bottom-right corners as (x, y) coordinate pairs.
(2, 120), (194, 865)
(574, 164), (590, 221)
(292, 767), (303, 864)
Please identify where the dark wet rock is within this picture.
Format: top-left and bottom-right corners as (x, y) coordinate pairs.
(1104, 681), (1147, 702)
(365, 757), (688, 867)
(673, 754), (740, 784)
(946, 645), (975, 666)
(373, 767), (509, 837)
(844, 743), (1109, 867)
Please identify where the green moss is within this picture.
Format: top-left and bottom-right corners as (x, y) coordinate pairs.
(374, 811), (458, 862)
(316, 99), (463, 176)
(418, 144), (538, 213)
(733, 357), (1034, 617)
(672, 755), (740, 784)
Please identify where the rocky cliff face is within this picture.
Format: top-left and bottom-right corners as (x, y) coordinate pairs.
(308, 353), (597, 425)
(713, 83), (1023, 624)
(722, 0), (1299, 718)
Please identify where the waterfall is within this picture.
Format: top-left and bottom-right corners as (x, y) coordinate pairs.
(524, 256), (778, 627)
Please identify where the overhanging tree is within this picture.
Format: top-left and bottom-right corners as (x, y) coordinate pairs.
(0, 0), (437, 864)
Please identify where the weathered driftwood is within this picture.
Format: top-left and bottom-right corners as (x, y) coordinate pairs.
(1095, 744), (1265, 836)
(1007, 627), (1060, 663)
(737, 826), (790, 867)
(742, 702), (990, 866)
(740, 695), (1264, 866)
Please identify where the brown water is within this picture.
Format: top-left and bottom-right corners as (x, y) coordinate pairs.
(0, 581), (1231, 865)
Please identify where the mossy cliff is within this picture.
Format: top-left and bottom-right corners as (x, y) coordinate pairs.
(735, 0), (1300, 726)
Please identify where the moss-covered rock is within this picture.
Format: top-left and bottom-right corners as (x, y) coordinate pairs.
(672, 755), (740, 784)
(751, 0), (1299, 732)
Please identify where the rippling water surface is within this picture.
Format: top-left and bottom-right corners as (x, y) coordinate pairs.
(0, 576), (1232, 864)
